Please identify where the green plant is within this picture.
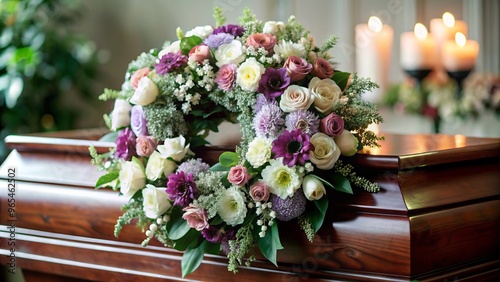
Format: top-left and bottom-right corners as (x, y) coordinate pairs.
(0, 0), (101, 160)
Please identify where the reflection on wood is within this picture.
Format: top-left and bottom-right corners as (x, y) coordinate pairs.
(0, 131), (499, 281)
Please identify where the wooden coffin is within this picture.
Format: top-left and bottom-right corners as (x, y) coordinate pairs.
(0, 129), (499, 281)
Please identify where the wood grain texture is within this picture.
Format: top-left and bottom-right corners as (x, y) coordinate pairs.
(0, 130), (499, 281)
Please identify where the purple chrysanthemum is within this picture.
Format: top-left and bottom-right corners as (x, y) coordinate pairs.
(270, 189), (307, 221)
(166, 171), (198, 207)
(272, 129), (314, 167)
(155, 51), (188, 75)
(203, 33), (235, 48)
(257, 68), (290, 101)
(115, 128), (136, 160)
(253, 101), (284, 139)
(285, 110), (320, 136)
(177, 158), (210, 180)
(213, 24), (245, 37)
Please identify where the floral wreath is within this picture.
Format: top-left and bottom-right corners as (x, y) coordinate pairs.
(90, 8), (383, 277)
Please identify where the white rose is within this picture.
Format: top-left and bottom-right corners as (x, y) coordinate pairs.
(145, 151), (177, 181)
(302, 175), (326, 200)
(279, 85), (315, 112)
(185, 25), (214, 39)
(309, 133), (340, 170)
(130, 77), (158, 106)
(119, 160), (146, 197)
(143, 184), (172, 219)
(334, 130), (359, 156)
(110, 99), (132, 131)
(157, 135), (192, 162)
(217, 186), (247, 226)
(236, 57), (265, 92)
(158, 40), (181, 58)
(263, 21), (285, 34)
(308, 77), (342, 114)
(215, 40), (246, 67)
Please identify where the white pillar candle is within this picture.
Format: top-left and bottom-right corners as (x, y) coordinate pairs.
(355, 16), (394, 103)
(400, 23), (436, 70)
(430, 12), (468, 72)
(442, 32), (479, 71)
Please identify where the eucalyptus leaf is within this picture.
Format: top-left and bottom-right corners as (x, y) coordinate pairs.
(98, 131), (118, 142)
(210, 163), (230, 172)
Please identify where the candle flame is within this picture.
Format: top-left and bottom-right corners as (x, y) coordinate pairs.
(455, 32), (466, 47)
(414, 23), (428, 40)
(368, 16), (383, 33)
(443, 12), (455, 28)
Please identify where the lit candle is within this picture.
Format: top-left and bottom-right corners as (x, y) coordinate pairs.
(400, 23), (436, 70)
(355, 16), (394, 103)
(442, 32), (479, 71)
(430, 12), (468, 71)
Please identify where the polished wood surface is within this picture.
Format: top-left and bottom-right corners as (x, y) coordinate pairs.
(1, 131), (499, 281)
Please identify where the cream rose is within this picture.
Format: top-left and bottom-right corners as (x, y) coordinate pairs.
(185, 25), (214, 39)
(309, 133), (341, 170)
(157, 135), (192, 162)
(279, 85), (315, 112)
(263, 21), (285, 34)
(246, 137), (273, 168)
(145, 151), (177, 181)
(334, 130), (359, 156)
(143, 184), (172, 219)
(158, 40), (181, 58)
(119, 160), (146, 197)
(236, 57), (265, 92)
(302, 175), (326, 201)
(110, 99), (132, 131)
(308, 77), (342, 114)
(130, 77), (158, 106)
(215, 40), (246, 67)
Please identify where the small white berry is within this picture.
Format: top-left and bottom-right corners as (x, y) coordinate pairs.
(145, 230), (153, 238)
(156, 218), (164, 225)
(163, 215), (170, 222)
(149, 224), (158, 232)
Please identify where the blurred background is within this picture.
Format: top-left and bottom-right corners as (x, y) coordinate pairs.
(1, 0), (499, 161)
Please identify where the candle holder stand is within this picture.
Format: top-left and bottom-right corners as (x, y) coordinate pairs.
(403, 69), (441, 133)
(446, 69), (472, 100)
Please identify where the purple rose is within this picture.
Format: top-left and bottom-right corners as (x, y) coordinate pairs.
(215, 64), (237, 91)
(130, 105), (148, 137)
(155, 51), (188, 75)
(283, 56), (312, 82)
(213, 24), (245, 37)
(115, 128), (137, 161)
(320, 113), (344, 137)
(257, 68), (290, 101)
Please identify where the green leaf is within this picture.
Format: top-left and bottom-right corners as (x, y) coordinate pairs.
(204, 241), (221, 255)
(308, 196), (328, 233)
(258, 223), (283, 267)
(95, 172), (119, 189)
(180, 36), (203, 56)
(332, 71), (351, 91)
(167, 208), (191, 240)
(98, 131), (118, 142)
(309, 174), (334, 189)
(173, 229), (201, 251)
(218, 151), (239, 167)
(181, 241), (207, 277)
(210, 163), (230, 172)
(331, 173), (353, 194)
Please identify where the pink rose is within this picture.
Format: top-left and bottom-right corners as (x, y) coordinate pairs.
(227, 164), (251, 186)
(246, 33), (276, 54)
(188, 45), (211, 64)
(182, 204), (209, 231)
(135, 135), (157, 157)
(249, 182), (270, 202)
(320, 113), (344, 137)
(283, 56), (312, 82)
(311, 58), (334, 79)
(215, 64), (237, 91)
(130, 67), (151, 90)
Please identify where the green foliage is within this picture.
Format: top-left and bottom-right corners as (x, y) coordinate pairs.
(0, 0), (101, 161)
(212, 6), (226, 27)
(257, 222), (283, 267)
